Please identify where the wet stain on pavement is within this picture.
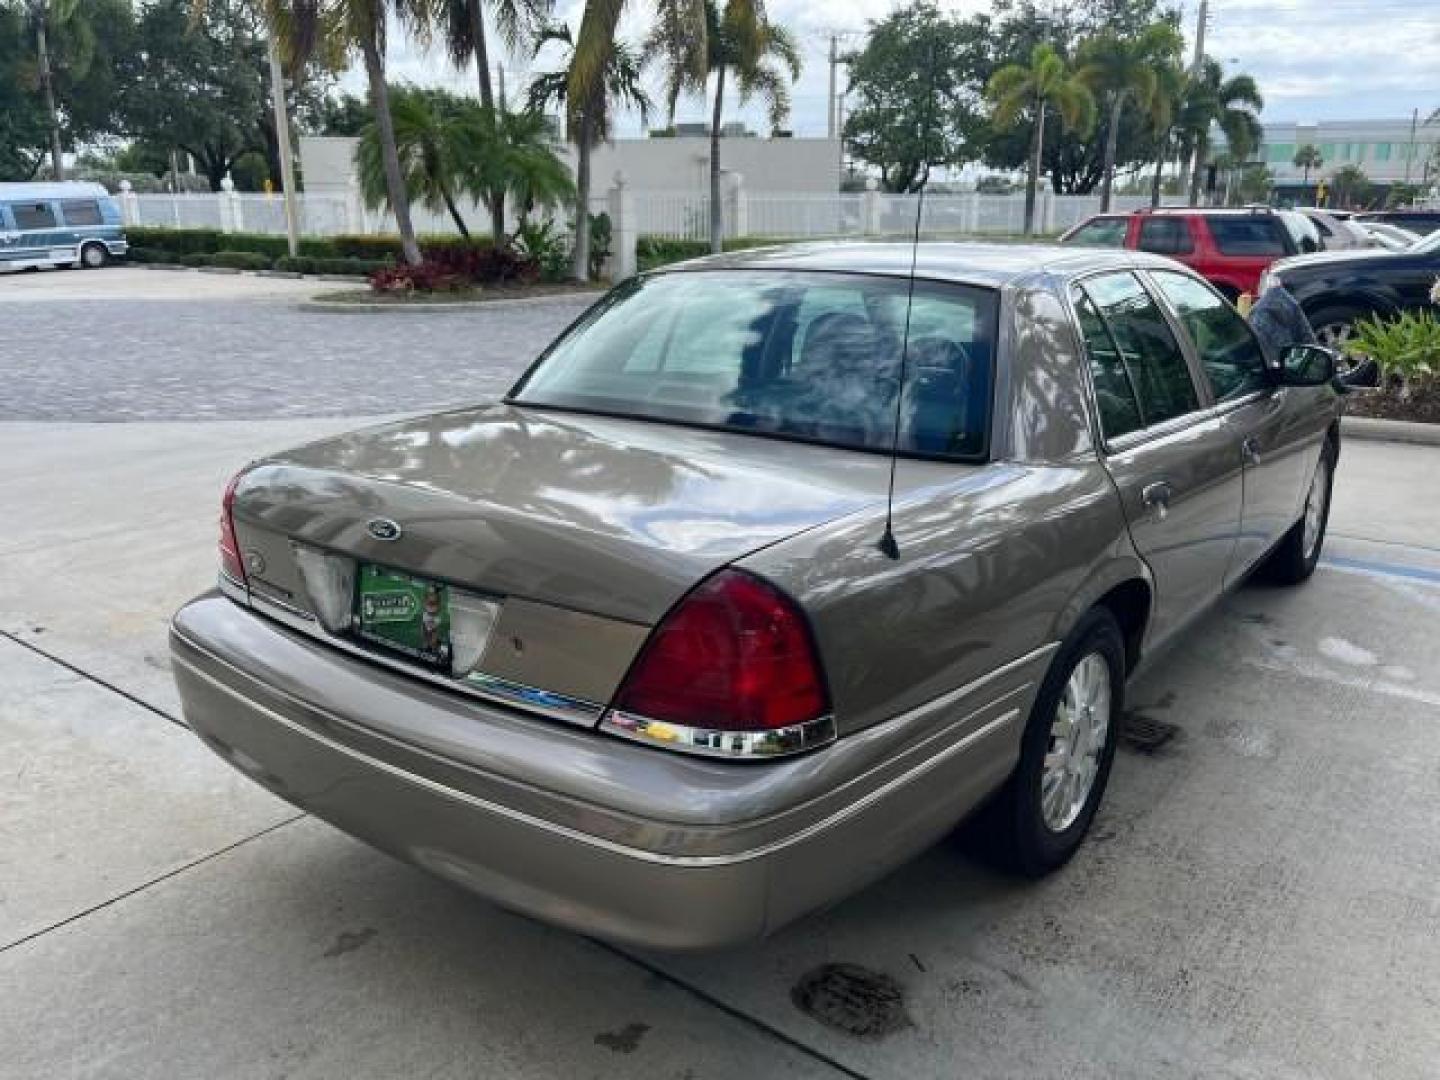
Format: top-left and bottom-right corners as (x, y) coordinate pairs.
(791, 963), (910, 1040)
(594, 1022), (650, 1053)
(322, 927), (377, 958)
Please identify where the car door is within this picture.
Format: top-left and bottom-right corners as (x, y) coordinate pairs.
(1147, 269), (1315, 581)
(1071, 270), (1242, 648)
(0, 205), (17, 264)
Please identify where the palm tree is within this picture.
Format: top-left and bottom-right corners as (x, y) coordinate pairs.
(987, 44), (1095, 236)
(467, 104), (574, 231)
(1176, 57), (1263, 206)
(701, 0), (800, 253)
(1294, 143), (1322, 186)
(1144, 57), (1186, 207)
(24, 0), (81, 180)
(262, 0), (435, 264)
(527, 20), (650, 281)
(440, 0), (551, 237)
(1078, 22), (1182, 212)
(356, 86), (478, 237)
(644, 0), (708, 128)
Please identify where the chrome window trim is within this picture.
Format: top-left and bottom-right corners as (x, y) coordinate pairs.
(173, 645), (1019, 868)
(601, 711), (837, 760)
(243, 588), (603, 727)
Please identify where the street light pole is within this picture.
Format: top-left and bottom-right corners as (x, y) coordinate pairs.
(827, 35), (838, 140)
(267, 33), (300, 259)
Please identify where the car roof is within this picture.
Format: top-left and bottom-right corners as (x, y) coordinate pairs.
(0, 181), (111, 201)
(660, 240), (1184, 289)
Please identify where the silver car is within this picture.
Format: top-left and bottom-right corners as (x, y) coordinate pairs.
(171, 244), (1343, 949)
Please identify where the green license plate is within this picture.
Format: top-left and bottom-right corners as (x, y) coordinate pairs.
(355, 563), (452, 669)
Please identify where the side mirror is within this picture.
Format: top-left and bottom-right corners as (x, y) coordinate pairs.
(1275, 343), (1336, 386)
(1337, 356), (1381, 390)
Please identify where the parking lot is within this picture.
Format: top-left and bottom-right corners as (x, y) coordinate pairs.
(3, 268), (1440, 1079)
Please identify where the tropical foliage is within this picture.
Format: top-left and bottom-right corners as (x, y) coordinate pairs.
(1345, 310), (1440, 399)
(987, 44), (1095, 234)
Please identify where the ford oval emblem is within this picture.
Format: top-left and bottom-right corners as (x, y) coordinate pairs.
(367, 518), (402, 541)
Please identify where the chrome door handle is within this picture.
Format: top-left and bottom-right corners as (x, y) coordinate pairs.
(1242, 436), (1262, 465)
(1142, 481), (1173, 520)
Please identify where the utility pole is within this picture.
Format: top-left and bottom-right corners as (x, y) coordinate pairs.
(827, 35), (839, 139)
(1191, 0), (1208, 70)
(266, 33), (300, 259)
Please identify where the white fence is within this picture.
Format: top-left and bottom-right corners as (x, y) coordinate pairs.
(118, 185), (1153, 242)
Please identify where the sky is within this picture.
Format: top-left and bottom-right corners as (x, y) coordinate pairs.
(361, 0), (1440, 138)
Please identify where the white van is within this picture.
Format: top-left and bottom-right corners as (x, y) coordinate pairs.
(0, 181), (129, 271)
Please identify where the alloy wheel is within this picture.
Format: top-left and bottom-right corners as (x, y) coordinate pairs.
(1316, 321), (1362, 374)
(1040, 653), (1111, 833)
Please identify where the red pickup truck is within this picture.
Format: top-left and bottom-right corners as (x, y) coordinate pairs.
(1060, 208), (1307, 301)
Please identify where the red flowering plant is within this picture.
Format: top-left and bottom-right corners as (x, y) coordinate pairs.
(367, 242), (541, 294)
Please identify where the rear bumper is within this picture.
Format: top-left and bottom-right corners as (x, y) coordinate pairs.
(171, 593), (1033, 949)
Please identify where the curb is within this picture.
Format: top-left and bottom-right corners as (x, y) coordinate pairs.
(196, 266), (242, 275)
(1341, 415), (1440, 447)
(298, 291), (603, 314)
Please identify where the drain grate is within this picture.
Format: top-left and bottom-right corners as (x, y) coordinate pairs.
(790, 963), (910, 1040)
(1120, 712), (1180, 752)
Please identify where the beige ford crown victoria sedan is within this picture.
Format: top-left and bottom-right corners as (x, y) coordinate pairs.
(171, 243), (1344, 949)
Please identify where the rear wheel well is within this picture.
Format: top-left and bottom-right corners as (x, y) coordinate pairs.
(1093, 579), (1151, 675)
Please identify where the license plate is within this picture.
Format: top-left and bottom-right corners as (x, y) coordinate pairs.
(354, 563), (452, 669)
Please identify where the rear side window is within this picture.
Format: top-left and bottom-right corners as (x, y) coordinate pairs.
(1076, 272), (1201, 434)
(1151, 271), (1268, 401)
(60, 199), (102, 226)
(1207, 217), (1289, 256)
(1073, 291), (1144, 438)
(10, 202), (57, 229)
(1067, 217), (1128, 247)
(1137, 217), (1193, 255)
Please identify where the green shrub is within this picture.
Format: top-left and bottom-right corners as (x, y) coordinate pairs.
(274, 254), (393, 276)
(514, 219), (570, 282)
(125, 246), (165, 263)
(126, 227), (226, 255)
(210, 250), (273, 271)
(179, 252), (212, 267)
(1346, 310), (1440, 394)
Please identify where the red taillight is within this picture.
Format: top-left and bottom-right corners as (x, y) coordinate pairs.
(219, 470), (246, 584)
(612, 569), (828, 732)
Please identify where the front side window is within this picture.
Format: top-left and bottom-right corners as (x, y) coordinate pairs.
(60, 199), (102, 226)
(1208, 216), (1290, 256)
(1067, 217), (1128, 247)
(10, 202), (57, 229)
(1077, 272), (1200, 431)
(1137, 217), (1194, 256)
(512, 271), (998, 459)
(1151, 271), (1268, 401)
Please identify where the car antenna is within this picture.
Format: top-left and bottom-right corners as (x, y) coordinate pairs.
(877, 41), (938, 561)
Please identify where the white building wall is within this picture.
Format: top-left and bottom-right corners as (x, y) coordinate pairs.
(1252, 119), (1439, 185)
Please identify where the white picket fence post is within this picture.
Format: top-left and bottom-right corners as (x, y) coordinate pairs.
(606, 172), (637, 281)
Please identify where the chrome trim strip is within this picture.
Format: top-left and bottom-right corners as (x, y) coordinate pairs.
(218, 571), (248, 605)
(601, 711), (837, 760)
(173, 646), (1018, 868)
(244, 588), (602, 726)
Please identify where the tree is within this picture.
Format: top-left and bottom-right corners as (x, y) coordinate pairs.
(686, 0), (800, 253)
(309, 92), (371, 136)
(1077, 21), (1181, 211)
(1293, 143), (1322, 186)
(259, 0), (436, 265)
(1330, 164), (1371, 209)
(1, 0), (131, 180)
(1176, 57), (1262, 206)
(527, 20), (651, 280)
(23, 0), (71, 178)
(987, 43), (1095, 235)
(440, 0), (551, 237)
(357, 86), (479, 236)
(838, 2), (990, 193)
(469, 104), (573, 231)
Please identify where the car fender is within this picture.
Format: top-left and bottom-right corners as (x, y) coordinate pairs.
(1046, 546), (1156, 661)
(1298, 282), (1401, 319)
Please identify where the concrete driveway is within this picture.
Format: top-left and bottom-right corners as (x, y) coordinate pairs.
(3, 271), (1439, 1079)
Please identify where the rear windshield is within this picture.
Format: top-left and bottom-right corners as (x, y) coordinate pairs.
(511, 270), (998, 460)
(1208, 216), (1291, 256)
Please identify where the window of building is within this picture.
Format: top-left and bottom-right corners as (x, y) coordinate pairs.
(60, 200), (102, 226)
(1375, 142), (1392, 162)
(10, 202), (57, 229)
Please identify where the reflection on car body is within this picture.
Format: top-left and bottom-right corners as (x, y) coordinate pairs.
(171, 242), (1344, 949)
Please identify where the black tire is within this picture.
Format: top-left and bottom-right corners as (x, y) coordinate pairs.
(79, 242), (109, 269)
(1309, 305), (1369, 373)
(986, 608), (1126, 877)
(1262, 438), (1337, 585)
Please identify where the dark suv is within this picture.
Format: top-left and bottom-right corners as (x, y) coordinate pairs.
(1354, 210), (1440, 237)
(1259, 227), (1440, 352)
(1061, 208), (1302, 300)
